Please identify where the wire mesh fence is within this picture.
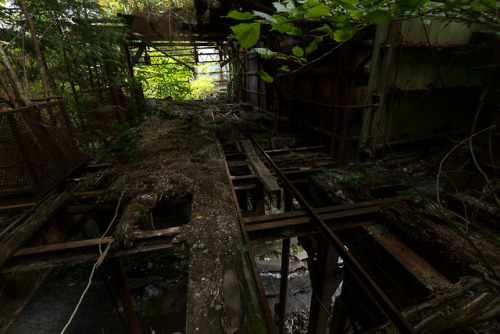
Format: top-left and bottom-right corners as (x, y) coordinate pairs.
(0, 100), (89, 206)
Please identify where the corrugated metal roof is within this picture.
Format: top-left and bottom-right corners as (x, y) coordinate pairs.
(380, 19), (483, 45)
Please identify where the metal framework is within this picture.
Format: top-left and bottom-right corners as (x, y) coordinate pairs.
(221, 131), (421, 333)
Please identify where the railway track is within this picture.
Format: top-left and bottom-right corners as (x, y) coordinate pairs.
(221, 128), (424, 333)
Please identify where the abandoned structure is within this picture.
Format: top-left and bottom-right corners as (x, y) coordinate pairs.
(1, 1), (499, 333)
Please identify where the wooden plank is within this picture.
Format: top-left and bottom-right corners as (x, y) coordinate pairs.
(240, 140), (281, 193)
(364, 226), (451, 291)
(2, 227), (183, 273)
(0, 192), (71, 270)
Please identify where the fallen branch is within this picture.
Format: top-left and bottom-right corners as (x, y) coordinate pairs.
(113, 193), (159, 247)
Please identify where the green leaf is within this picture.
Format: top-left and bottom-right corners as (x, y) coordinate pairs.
(254, 48), (276, 59)
(227, 10), (255, 20)
(231, 23), (261, 48)
(393, 0), (431, 12)
(349, 9), (363, 20)
(253, 10), (277, 23)
(280, 65), (290, 72)
(271, 22), (296, 33)
(286, 26), (304, 36)
(215, 304), (222, 311)
(338, 0), (357, 10)
(306, 36), (323, 55)
(364, 9), (392, 23)
(333, 25), (358, 42)
(258, 70), (274, 82)
(311, 24), (334, 38)
(302, 0), (319, 8)
(292, 46), (304, 57)
(273, 2), (291, 13)
(306, 4), (331, 18)
(471, 1), (488, 11)
(289, 7), (306, 19)
(442, 0), (464, 12)
(328, 13), (349, 23)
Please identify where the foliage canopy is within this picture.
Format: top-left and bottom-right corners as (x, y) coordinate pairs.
(229, 0), (500, 81)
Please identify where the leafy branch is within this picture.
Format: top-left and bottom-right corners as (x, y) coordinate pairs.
(227, 0), (500, 81)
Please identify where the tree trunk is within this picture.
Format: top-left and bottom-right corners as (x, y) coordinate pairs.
(18, 0), (52, 98)
(0, 71), (18, 108)
(0, 43), (31, 106)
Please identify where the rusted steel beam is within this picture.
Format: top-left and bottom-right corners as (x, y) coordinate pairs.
(231, 168), (326, 185)
(244, 199), (402, 241)
(246, 211), (377, 242)
(222, 149), (277, 334)
(245, 198), (402, 225)
(247, 137), (417, 334)
(110, 257), (142, 334)
(224, 146), (327, 159)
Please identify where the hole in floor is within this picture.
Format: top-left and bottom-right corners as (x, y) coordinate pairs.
(5, 197), (192, 334)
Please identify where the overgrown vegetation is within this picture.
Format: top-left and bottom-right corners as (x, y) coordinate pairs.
(228, 0), (500, 81)
(135, 52), (193, 100)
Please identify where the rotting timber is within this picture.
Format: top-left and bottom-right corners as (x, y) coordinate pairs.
(1, 100), (500, 333)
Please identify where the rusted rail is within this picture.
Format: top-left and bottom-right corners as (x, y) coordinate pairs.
(222, 149), (277, 334)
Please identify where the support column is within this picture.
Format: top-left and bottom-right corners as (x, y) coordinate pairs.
(110, 257), (142, 334)
(329, 294), (347, 334)
(277, 238), (290, 333)
(252, 185), (265, 216)
(301, 237), (343, 334)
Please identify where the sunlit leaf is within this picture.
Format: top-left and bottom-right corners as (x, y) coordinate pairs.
(273, 2), (291, 13)
(292, 46), (304, 57)
(338, 0), (357, 10)
(253, 10), (277, 23)
(286, 26), (303, 36)
(306, 4), (331, 18)
(393, 0), (431, 12)
(231, 23), (261, 48)
(302, 0), (319, 9)
(226, 10), (255, 20)
(364, 9), (392, 23)
(255, 47), (276, 59)
(471, 1), (488, 11)
(349, 9), (363, 20)
(333, 25), (358, 41)
(280, 65), (290, 72)
(271, 22), (296, 33)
